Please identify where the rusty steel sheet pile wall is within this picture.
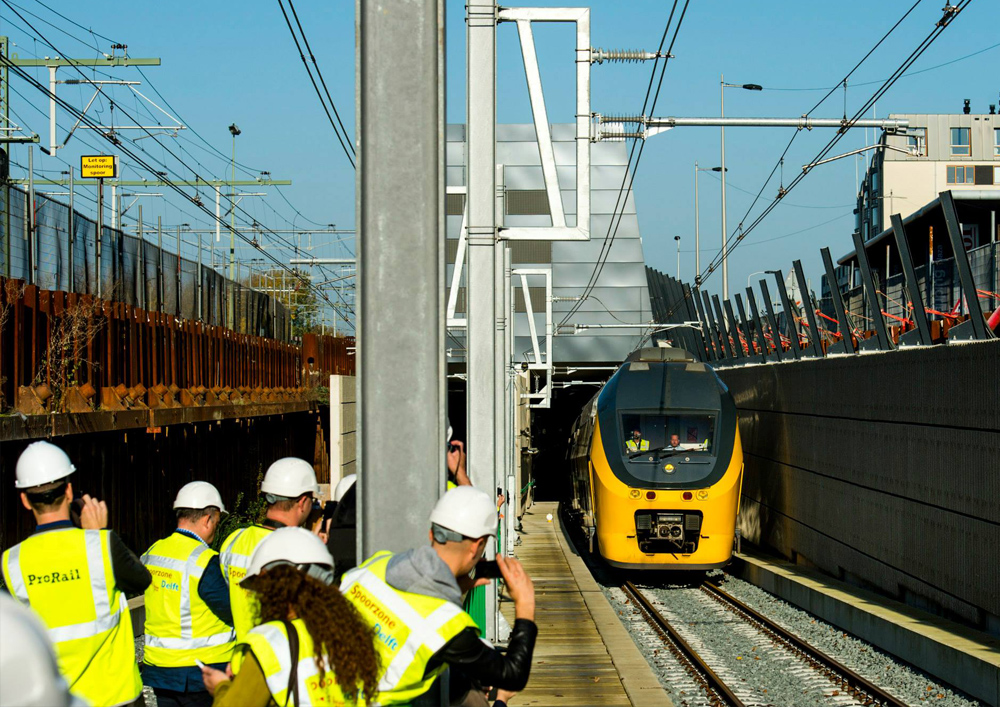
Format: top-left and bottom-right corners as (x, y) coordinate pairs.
(0, 411), (329, 563)
(718, 339), (1000, 631)
(1, 277), (354, 418)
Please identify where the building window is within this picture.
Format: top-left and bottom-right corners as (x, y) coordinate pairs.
(906, 128), (927, 156)
(995, 166), (1000, 185)
(995, 128), (999, 156)
(946, 165), (975, 184)
(950, 127), (971, 156)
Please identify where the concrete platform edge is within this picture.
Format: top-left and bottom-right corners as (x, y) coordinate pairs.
(734, 552), (1000, 707)
(551, 507), (673, 707)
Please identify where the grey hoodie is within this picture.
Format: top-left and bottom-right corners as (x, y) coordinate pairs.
(385, 546), (463, 606)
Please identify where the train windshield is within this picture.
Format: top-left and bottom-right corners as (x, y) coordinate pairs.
(620, 412), (716, 457)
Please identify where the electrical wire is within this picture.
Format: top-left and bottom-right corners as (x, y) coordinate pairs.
(688, 0), (972, 319)
(560, 0), (691, 327)
(275, 0), (356, 169)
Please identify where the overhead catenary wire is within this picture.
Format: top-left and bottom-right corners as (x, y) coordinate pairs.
(7, 7), (346, 255)
(684, 0), (972, 323)
(2, 49), (351, 326)
(275, 0), (356, 170)
(23, 0), (342, 242)
(559, 0), (691, 327)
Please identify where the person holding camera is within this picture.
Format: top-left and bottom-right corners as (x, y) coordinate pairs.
(1, 441), (151, 707)
(341, 486), (537, 706)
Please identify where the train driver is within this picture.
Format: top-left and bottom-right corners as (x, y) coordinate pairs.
(626, 429), (649, 452)
(667, 434), (682, 449)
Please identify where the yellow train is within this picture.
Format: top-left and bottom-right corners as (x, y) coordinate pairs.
(567, 346), (743, 569)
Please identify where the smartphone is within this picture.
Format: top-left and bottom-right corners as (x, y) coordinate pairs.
(474, 560), (502, 580)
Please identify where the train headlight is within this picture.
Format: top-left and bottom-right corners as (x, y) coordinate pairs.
(629, 489), (641, 500)
(696, 490), (709, 500)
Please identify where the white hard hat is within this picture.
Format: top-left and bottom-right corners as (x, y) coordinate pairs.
(260, 458), (319, 499)
(242, 527), (335, 587)
(430, 486), (498, 539)
(15, 441), (76, 489)
(0, 595), (80, 707)
(333, 474), (357, 503)
(173, 481), (227, 514)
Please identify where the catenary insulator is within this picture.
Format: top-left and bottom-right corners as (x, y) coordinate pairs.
(598, 115), (645, 124)
(591, 48), (667, 64)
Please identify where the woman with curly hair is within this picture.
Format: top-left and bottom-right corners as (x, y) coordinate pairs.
(201, 527), (380, 706)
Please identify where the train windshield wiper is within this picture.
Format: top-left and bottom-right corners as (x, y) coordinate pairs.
(628, 446), (674, 459)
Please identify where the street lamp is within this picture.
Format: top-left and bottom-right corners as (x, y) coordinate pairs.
(674, 236), (681, 279)
(228, 123), (241, 281)
(694, 163), (726, 286)
(720, 77), (762, 300)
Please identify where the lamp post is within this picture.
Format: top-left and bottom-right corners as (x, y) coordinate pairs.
(720, 77), (762, 300)
(227, 123), (241, 281)
(674, 236), (681, 279)
(694, 163), (726, 286)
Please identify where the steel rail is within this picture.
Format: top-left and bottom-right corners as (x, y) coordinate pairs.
(702, 580), (909, 707)
(622, 582), (747, 707)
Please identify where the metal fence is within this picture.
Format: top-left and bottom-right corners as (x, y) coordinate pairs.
(1, 184), (290, 340)
(828, 241), (999, 334)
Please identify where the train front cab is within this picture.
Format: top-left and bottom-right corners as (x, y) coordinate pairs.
(591, 417), (742, 569)
(588, 351), (743, 569)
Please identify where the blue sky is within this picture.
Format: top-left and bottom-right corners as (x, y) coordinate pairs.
(3, 0), (998, 315)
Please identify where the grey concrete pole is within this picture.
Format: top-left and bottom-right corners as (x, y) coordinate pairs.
(357, 0), (447, 557)
(467, 0), (499, 640)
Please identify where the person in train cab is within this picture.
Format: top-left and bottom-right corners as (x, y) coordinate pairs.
(0, 593), (81, 707)
(1, 441), (150, 707)
(201, 527), (380, 706)
(667, 433), (683, 449)
(219, 457), (322, 640)
(141, 481), (236, 707)
(625, 428), (649, 452)
(341, 486), (537, 706)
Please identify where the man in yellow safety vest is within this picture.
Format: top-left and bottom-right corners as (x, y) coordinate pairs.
(1, 441), (150, 707)
(141, 481), (236, 707)
(626, 428), (650, 452)
(218, 458), (322, 640)
(342, 486), (538, 706)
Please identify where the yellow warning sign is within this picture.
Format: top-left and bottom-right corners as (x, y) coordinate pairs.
(80, 155), (117, 179)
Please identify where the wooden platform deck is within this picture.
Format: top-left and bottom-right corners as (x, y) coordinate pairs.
(501, 502), (670, 707)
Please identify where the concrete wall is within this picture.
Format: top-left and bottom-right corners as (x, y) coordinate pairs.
(717, 340), (1000, 633)
(329, 375), (357, 483)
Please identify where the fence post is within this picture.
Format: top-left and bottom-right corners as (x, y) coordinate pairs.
(68, 167), (75, 292)
(157, 216), (163, 314)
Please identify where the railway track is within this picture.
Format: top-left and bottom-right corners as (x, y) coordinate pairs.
(622, 580), (909, 707)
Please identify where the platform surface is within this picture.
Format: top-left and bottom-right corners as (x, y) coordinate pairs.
(502, 502), (670, 707)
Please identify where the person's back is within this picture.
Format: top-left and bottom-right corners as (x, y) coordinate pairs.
(3, 526), (142, 705)
(342, 486), (537, 706)
(219, 524), (274, 639)
(1, 441), (146, 707)
(341, 550), (479, 704)
(202, 528), (379, 707)
(243, 618), (362, 705)
(218, 456), (323, 640)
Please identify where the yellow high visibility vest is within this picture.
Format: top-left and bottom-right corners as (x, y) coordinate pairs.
(141, 531), (236, 667)
(626, 438), (649, 452)
(239, 618), (364, 706)
(1, 527), (142, 707)
(341, 552), (478, 706)
(219, 525), (273, 639)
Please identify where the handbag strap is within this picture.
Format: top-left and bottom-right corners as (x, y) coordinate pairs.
(282, 619), (301, 707)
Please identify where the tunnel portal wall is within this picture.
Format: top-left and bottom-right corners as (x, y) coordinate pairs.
(717, 340), (1000, 632)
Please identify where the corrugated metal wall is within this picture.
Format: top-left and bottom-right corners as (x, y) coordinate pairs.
(718, 339), (1000, 630)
